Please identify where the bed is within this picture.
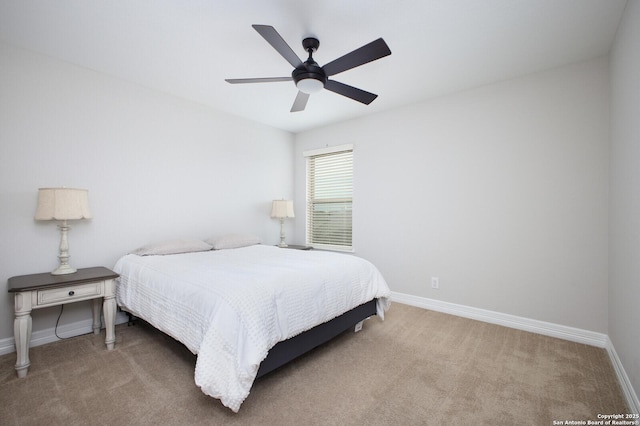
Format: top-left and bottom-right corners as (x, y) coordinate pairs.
(113, 240), (391, 412)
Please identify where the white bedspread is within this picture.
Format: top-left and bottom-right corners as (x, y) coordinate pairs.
(113, 245), (390, 412)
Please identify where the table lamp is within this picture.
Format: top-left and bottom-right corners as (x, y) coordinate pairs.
(35, 187), (92, 275)
(271, 199), (294, 247)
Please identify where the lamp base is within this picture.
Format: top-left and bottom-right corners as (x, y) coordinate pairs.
(51, 264), (77, 275)
(51, 221), (76, 275)
(278, 217), (289, 248)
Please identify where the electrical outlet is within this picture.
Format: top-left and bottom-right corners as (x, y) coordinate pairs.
(431, 277), (439, 289)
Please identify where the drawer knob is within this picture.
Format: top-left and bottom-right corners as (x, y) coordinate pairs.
(68, 290), (75, 296)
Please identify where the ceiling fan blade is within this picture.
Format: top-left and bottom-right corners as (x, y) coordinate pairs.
(324, 80), (378, 105)
(290, 91), (310, 112)
(322, 38), (391, 77)
(252, 24), (303, 68)
(225, 77), (293, 84)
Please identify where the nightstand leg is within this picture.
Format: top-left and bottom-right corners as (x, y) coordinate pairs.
(91, 298), (102, 335)
(14, 293), (32, 378)
(103, 279), (116, 350)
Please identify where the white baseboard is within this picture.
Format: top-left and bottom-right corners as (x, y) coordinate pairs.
(0, 311), (129, 356)
(391, 291), (639, 413)
(605, 337), (640, 415)
(391, 291), (608, 346)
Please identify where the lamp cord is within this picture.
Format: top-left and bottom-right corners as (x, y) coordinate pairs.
(54, 305), (68, 340)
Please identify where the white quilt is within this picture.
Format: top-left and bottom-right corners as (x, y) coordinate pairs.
(113, 245), (390, 412)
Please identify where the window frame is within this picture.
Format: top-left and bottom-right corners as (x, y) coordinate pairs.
(303, 144), (354, 252)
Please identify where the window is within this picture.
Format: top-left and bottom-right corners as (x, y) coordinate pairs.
(304, 144), (353, 251)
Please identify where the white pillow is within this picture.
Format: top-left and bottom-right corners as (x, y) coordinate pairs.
(131, 239), (213, 256)
(206, 234), (262, 250)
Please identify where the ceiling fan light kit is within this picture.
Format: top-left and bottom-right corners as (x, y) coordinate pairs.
(225, 25), (391, 112)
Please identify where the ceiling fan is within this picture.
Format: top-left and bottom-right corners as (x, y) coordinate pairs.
(225, 25), (392, 112)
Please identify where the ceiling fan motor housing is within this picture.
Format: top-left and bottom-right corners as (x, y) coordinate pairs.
(292, 37), (327, 93)
(292, 62), (327, 91)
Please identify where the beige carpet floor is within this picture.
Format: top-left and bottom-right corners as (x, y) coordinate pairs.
(0, 303), (628, 425)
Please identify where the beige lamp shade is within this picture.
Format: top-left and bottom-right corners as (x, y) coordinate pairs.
(270, 200), (294, 218)
(35, 188), (92, 221)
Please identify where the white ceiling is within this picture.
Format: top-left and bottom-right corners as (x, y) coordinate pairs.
(0, 0), (628, 133)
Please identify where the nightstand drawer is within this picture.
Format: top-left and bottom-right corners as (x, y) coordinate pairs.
(37, 282), (104, 306)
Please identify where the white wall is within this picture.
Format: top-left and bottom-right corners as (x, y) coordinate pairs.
(609, 0), (640, 406)
(295, 57), (610, 333)
(0, 42), (295, 341)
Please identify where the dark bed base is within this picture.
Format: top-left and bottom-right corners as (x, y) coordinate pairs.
(122, 298), (378, 380)
(255, 298), (378, 378)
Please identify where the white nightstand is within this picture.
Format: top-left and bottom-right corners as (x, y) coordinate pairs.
(7, 267), (119, 378)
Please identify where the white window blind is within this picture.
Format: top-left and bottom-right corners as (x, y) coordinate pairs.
(304, 145), (353, 251)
